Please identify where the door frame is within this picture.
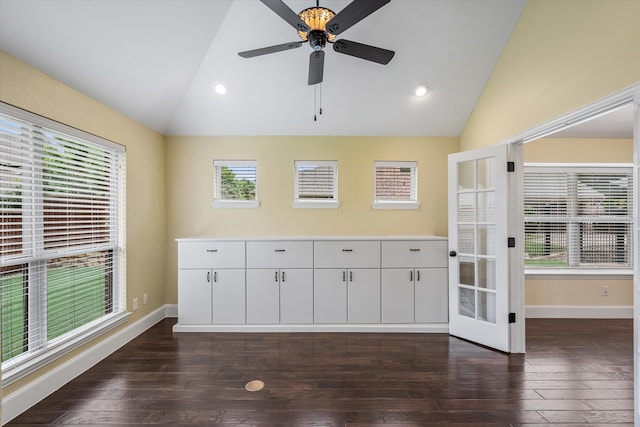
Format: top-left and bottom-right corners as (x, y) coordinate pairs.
(495, 83), (639, 419)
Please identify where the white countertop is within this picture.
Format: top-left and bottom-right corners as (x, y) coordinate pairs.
(176, 235), (447, 242)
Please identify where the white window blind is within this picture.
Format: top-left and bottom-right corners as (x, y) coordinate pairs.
(293, 160), (339, 208)
(0, 103), (127, 385)
(373, 161), (419, 209)
(524, 164), (633, 270)
(212, 160), (258, 208)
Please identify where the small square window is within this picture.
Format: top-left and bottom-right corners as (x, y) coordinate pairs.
(373, 161), (419, 210)
(212, 160), (259, 208)
(293, 160), (339, 208)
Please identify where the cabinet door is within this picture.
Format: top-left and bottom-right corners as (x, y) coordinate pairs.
(212, 269), (246, 324)
(280, 269), (313, 324)
(347, 268), (380, 323)
(246, 269), (280, 324)
(178, 269), (212, 325)
(314, 269), (347, 324)
(381, 269), (415, 323)
(415, 268), (448, 323)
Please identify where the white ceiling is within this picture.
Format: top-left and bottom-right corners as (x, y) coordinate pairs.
(0, 0), (532, 136)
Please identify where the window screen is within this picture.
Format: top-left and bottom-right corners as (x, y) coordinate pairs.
(524, 164), (633, 269)
(213, 160), (258, 207)
(0, 103), (126, 384)
(294, 160), (338, 207)
(373, 161), (418, 209)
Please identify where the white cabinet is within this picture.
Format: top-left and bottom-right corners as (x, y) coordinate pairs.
(177, 241), (246, 325)
(314, 241), (380, 324)
(381, 240), (448, 324)
(246, 241), (313, 324)
(176, 236), (448, 331)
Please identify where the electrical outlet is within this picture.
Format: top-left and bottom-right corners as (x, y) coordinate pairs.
(133, 297), (139, 310)
(601, 286), (609, 296)
(143, 293), (148, 305)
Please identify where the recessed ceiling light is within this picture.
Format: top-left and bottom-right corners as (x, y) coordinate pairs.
(414, 84), (428, 97)
(213, 82), (228, 95)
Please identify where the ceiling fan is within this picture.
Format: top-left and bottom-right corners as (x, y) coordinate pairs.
(238, 0), (395, 85)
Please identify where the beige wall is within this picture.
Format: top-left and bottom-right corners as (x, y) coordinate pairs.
(164, 135), (458, 303)
(461, 0), (640, 150)
(524, 137), (633, 307)
(459, 0), (638, 310)
(0, 51), (166, 396)
(524, 138), (633, 163)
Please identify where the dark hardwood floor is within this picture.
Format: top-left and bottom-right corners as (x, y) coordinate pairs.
(6, 318), (633, 426)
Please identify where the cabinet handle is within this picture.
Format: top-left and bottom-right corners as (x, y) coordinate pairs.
(410, 270), (413, 282)
(274, 249), (286, 252)
(417, 270), (420, 281)
(409, 248), (420, 252)
(349, 271), (353, 282)
(206, 249), (218, 253)
(281, 271), (286, 282)
(275, 271), (279, 282)
(213, 271), (218, 283)
(207, 271), (211, 283)
(342, 249), (353, 252)
(342, 271), (346, 282)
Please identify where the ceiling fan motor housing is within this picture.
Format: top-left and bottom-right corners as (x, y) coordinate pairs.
(308, 30), (328, 51)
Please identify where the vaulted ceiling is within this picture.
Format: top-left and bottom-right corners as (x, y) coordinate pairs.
(0, 0), (529, 136)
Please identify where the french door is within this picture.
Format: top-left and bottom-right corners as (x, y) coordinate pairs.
(448, 144), (512, 352)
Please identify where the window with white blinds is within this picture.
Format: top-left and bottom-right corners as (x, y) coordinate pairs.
(524, 163), (633, 271)
(373, 161), (419, 209)
(212, 160), (258, 208)
(293, 160), (339, 208)
(0, 103), (127, 385)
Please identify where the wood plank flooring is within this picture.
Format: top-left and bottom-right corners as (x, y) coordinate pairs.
(6, 318), (633, 426)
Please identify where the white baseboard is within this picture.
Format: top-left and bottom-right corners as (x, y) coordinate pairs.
(1, 305), (171, 425)
(164, 303), (178, 318)
(526, 305), (633, 318)
(172, 323), (449, 333)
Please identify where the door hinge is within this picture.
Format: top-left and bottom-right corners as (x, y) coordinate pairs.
(507, 161), (515, 172)
(508, 313), (516, 323)
(507, 237), (516, 248)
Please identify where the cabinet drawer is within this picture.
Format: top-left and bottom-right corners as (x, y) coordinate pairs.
(381, 240), (447, 268)
(178, 241), (245, 269)
(314, 241), (380, 268)
(246, 241), (313, 268)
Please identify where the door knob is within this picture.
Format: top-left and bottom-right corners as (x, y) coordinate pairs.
(449, 250), (457, 257)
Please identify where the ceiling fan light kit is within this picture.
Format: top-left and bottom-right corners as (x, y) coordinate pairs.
(238, 0), (395, 86)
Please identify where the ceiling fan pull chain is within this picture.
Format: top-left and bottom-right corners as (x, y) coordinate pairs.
(319, 84), (323, 115)
(314, 85), (317, 121)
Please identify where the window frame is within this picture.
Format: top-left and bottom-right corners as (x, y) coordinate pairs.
(372, 160), (420, 210)
(292, 160), (340, 209)
(0, 103), (127, 386)
(211, 160), (259, 208)
(523, 162), (633, 276)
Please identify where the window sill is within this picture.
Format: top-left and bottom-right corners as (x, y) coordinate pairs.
(525, 268), (633, 279)
(1, 311), (130, 387)
(211, 200), (260, 209)
(292, 200), (340, 209)
(372, 201), (420, 210)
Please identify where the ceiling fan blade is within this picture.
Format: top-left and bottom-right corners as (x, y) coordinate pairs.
(238, 41), (303, 58)
(308, 50), (325, 85)
(325, 0), (390, 36)
(260, 0), (310, 33)
(333, 39), (394, 65)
